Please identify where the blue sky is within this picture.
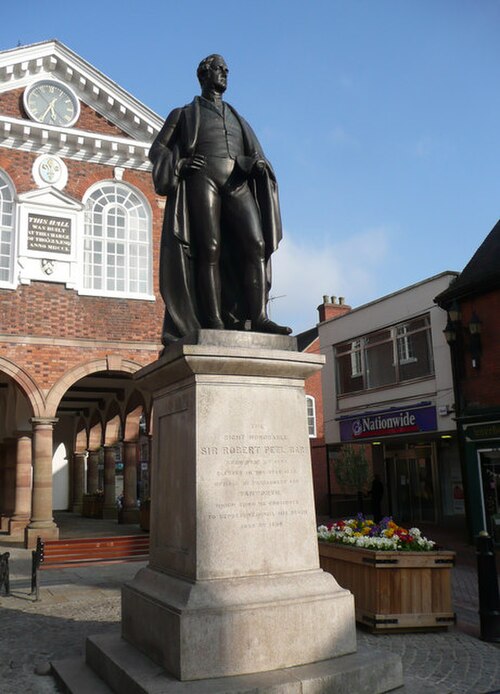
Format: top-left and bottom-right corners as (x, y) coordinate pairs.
(2, 1), (499, 332)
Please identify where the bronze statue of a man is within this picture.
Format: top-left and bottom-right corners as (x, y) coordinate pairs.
(149, 54), (291, 345)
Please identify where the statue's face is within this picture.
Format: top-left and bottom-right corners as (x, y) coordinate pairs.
(205, 56), (228, 93)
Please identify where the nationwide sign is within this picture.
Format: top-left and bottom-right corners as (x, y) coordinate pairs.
(339, 405), (437, 441)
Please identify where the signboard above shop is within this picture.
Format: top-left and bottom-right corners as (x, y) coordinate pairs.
(339, 404), (437, 442)
(464, 421), (500, 442)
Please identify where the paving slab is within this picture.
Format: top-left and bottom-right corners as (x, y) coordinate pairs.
(1, 514), (499, 694)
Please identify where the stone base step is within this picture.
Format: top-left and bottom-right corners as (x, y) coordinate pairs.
(52, 631), (404, 693)
(52, 656), (113, 693)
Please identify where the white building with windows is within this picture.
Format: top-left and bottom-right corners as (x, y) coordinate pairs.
(319, 272), (464, 527)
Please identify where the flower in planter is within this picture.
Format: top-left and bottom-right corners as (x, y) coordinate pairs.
(318, 514), (436, 551)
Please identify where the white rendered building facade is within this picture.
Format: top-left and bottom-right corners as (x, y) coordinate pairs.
(319, 272), (464, 526)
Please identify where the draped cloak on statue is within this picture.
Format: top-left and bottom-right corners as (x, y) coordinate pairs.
(149, 96), (283, 344)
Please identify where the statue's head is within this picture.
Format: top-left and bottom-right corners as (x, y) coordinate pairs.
(197, 54), (228, 94)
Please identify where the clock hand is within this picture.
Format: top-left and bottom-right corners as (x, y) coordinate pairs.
(40, 98), (57, 122)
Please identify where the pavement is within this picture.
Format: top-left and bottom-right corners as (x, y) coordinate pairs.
(0, 513), (499, 694)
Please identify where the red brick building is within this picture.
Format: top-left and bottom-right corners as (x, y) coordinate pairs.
(436, 220), (500, 540)
(297, 296), (351, 516)
(0, 40), (165, 546)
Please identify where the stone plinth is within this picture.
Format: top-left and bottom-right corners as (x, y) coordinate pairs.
(122, 331), (356, 680)
(61, 331), (402, 692)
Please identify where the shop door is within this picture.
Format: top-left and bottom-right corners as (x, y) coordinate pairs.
(478, 450), (500, 540)
(386, 445), (437, 524)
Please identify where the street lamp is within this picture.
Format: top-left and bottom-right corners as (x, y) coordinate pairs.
(443, 307), (482, 370)
(468, 311), (482, 368)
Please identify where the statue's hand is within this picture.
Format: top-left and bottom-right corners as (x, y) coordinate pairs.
(179, 155), (206, 177)
(252, 158), (267, 176)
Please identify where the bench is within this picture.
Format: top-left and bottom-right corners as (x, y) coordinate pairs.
(31, 534), (149, 600)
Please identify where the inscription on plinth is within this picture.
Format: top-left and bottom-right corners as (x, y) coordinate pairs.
(201, 435), (308, 531)
(195, 383), (319, 579)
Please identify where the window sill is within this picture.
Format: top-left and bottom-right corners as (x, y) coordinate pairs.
(77, 288), (156, 301)
(337, 372), (435, 399)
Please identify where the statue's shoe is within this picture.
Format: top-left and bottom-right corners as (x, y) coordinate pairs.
(206, 318), (225, 330)
(253, 319), (292, 335)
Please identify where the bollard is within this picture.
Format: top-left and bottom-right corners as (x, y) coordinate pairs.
(476, 531), (500, 643)
(0, 551), (10, 595)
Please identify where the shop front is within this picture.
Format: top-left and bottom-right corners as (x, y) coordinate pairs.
(463, 420), (500, 542)
(338, 402), (460, 526)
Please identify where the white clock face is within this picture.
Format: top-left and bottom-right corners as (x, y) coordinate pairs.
(24, 80), (80, 127)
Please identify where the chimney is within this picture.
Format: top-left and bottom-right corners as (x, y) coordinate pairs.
(317, 294), (351, 323)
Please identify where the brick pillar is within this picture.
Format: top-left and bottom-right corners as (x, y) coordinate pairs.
(0, 438), (16, 531)
(9, 433), (32, 534)
(103, 445), (117, 519)
(0, 443), (4, 515)
(121, 441), (139, 524)
(86, 449), (100, 495)
(72, 451), (87, 514)
(25, 418), (59, 548)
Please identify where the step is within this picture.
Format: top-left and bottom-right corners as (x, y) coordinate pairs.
(52, 631), (404, 694)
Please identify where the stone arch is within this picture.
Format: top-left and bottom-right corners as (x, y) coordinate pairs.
(74, 417), (88, 453)
(104, 401), (122, 447)
(123, 391), (148, 442)
(0, 356), (45, 417)
(88, 412), (104, 451)
(45, 357), (143, 417)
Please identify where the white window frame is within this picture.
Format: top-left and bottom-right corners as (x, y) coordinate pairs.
(350, 339), (363, 376)
(306, 395), (317, 438)
(395, 324), (417, 365)
(80, 181), (154, 300)
(0, 170), (17, 289)
(335, 314), (433, 395)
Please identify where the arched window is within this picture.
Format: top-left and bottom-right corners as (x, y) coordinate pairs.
(83, 182), (152, 297)
(0, 170), (15, 286)
(306, 395), (317, 438)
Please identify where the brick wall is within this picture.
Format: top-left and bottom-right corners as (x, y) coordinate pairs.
(459, 291), (500, 408)
(303, 299), (353, 517)
(0, 87), (24, 118)
(0, 148), (164, 343)
(303, 335), (328, 515)
(0, 283), (163, 342)
(0, 85), (165, 403)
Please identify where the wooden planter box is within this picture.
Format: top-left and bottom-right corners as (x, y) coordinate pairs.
(319, 541), (456, 632)
(82, 495), (104, 519)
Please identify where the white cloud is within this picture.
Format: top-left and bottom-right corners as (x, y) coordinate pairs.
(269, 226), (392, 334)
